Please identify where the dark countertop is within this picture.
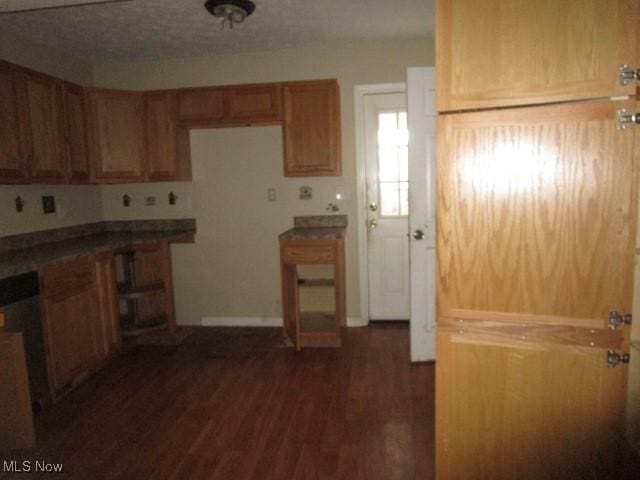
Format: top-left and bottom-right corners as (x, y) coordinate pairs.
(279, 227), (346, 241)
(279, 215), (347, 241)
(0, 220), (195, 280)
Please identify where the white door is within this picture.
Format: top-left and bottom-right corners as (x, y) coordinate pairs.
(364, 93), (410, 320)
(407, 67), (436, 362)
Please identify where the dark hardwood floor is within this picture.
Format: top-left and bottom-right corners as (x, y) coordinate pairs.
(0, 324), (435, 479)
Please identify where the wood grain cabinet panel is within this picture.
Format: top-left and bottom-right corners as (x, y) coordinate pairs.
(94, 252), (121, 357)
(23, 72), (67, 182)
(282, 80), (341, 176)
(176, 87), (225, 126)
(435, 99), (638, 479)
(88, 89), (146, 182)
(0, 62), (28, 183)
(145, 92), (191, 181)
(63, 83), (91, 183)
(40, 257), (102, 393)
(225, 84), (282, 124)
(436, 0), (640, 111)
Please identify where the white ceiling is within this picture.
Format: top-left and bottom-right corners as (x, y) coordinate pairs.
(0, 0), (434, 64)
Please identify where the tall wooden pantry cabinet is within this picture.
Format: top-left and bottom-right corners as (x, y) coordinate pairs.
(434, 1), (640, 479)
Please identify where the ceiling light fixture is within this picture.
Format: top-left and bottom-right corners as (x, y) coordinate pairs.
(204, 0), (255, 30)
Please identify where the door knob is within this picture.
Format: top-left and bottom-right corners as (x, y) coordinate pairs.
(413, 229), (425, 240)
(368, 219), (378, 229)
(368, 202), (378, 212)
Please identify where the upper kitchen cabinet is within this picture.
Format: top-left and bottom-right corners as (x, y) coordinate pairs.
(88, 89), (147, 183)
(0, 62), (29, 183)
(175, 83), (282, 127)
(436, 0), (640, 111)
(282, 79), (341, 177)
(23, 71), (68, 182)
(225, 84), (282, 125)
(63, 83), (91, 183)
(145, 92), (191, 181)
(176, 87), (225, 126)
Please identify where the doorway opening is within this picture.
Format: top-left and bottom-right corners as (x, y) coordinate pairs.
(355, 69), (436, 362)
(355, 83), (408, 325)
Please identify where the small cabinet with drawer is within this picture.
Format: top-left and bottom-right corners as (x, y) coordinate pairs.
(279, 237), (346, 350)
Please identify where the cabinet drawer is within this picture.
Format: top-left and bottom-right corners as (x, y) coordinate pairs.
(40, 257), (94, 297)
(281, 244), (336, 264)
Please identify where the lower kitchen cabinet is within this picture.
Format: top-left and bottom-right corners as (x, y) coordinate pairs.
(94, 252), (121, 357)
(39, 254), (120, 395)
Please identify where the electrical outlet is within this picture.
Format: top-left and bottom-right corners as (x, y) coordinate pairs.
(145, 196), (156, 206)
(299, 186), (312, 200)
(267, 188), (277, 202)
(42, 196), (55, 214)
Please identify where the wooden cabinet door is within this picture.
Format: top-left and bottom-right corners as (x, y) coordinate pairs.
(88, 89), (146, 182)
(226, 84), (282, 124)
(0, 62), (28, 183)
(436, 0), (640, 111)
(282, 80), (341, 176)
(23, 72), (68, 181)
(40, 259), (101, 392)
(145, 92), (191, 181)
(145, 92), (177, 180)
(63, 83), (91, 183)
(435, 100), (638, 479)
(176, 87), (225, 127)
(94, 252), (121, 358)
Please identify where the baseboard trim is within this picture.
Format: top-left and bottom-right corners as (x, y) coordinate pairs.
(197, 316), (367, 328)
(201, 317), (281, 327)
(347, 317), (368, 327)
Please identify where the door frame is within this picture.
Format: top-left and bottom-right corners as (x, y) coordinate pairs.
(354, 82), (407, 324)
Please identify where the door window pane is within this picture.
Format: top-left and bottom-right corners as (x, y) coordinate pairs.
(377, 110), (409, 217)
(380, 182), (400, 216)
(379, 146), (399, 181)
(399, 146), (408, 182)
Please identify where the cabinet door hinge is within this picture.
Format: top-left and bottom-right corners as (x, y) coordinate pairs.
(619, 64), (640, 86)
(617, 109), (640, 130)
(608, 311), (632, 330)
(606, 350), (630, 368)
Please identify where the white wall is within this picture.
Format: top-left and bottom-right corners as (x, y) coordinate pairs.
(0, 185), (102, 236)
(95, 38), (434, 325)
